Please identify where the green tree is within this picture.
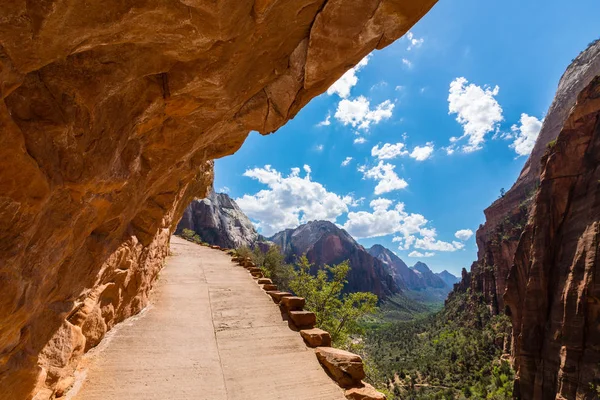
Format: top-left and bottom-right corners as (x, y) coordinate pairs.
(288, 255), (378, 346)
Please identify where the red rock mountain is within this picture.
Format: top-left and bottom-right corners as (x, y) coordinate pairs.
(454, 40), (600, 398)
(270, 221), (400, 299)
(0, 2), (437, 398)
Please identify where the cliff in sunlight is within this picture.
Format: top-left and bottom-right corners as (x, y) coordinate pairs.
(455, 40), (600, 399)
(0, 1), (437, 398)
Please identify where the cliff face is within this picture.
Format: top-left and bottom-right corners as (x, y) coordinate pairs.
(270, 221), (400, 298)
(176, 191), (259, 249)
(0, 1), (437, 398)
(506, 77), (600, 400)
(457, 41), (600, 399)
(469, 40), (600, 316)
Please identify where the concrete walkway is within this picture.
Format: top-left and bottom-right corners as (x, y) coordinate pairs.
(68, 236), (345, 400)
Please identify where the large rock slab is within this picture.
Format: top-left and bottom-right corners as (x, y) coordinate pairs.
(315, 347), (365, 388)
(288, 311), (316, 329)
(345, 382), (386, 400)
(280, 296), (306, 311)
(300, 328), (331, 347)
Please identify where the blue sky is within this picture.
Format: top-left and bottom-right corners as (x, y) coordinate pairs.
(215, 0), (600, 276)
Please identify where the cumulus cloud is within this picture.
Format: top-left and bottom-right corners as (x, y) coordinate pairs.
(317, 114), (331, 127)
(410, 142), (434, 161)
(327, 55), (370, 98)
(343, 199), (465, 258)
(341, 157), (353, 167)
(343, 199), (425, 239)
(334, 96), (394, 130)
(235, 165), (356, 236)
(358, 161), (408, 195)
(218, 186), (230, 194)
(408, 251), (435, 258)
(371, 143), (409, 160)
(406, 31), (424, 50)
(448, 77), (503, 153)
(371, 142), (434, 161)
(354, 137), (367, 144)
(510, 113), (543, 156)
(455, 229), (473, 241)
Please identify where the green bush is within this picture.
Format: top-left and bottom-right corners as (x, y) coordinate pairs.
(289, 255), (378, 347)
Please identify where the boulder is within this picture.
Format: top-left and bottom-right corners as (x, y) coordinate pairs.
(345, 382), (387, 400)
(288, 311), (316, 329)
(262, 284), (278, 291)
(280, 296), (305, 311)
(257, 278), (273, 285)
(315, 347), (365, 388)
(266, 291), (293, 303)
(300, 328), (331, 347)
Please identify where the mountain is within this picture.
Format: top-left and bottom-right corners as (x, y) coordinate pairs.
(270, 221), (399, 299)
(368, 245), (459, 294)
(368, 245), (423, 290)
(411, 262), (447, 289)
(176, 191), (259, 249)
(437, 270), (460, 287)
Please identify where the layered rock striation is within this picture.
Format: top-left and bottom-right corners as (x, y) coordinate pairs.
(0, 1), (437, 398)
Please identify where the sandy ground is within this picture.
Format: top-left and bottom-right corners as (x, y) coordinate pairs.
(68, 236), (345, 400)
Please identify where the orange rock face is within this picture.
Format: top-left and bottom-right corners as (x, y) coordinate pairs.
(0, 1), (436, 398)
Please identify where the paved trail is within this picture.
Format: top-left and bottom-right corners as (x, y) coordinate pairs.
(69, 236), (345, 400)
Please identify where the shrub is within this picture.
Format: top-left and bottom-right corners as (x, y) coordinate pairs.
(289, 255), (378, 347)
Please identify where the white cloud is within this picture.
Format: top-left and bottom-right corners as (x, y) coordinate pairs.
(395, 85), (405, 92)
(370, 81), (388, 91)
(315, 144), (324, 152)
(402, 58), (413, 68)
(235, 165), (357, 236)
(334, 96), (394, 130)
(341, 157), (353, 167)
(343, 200), (424, 239)
(218, 186), (230, 194)
(371, 143), (409, 160)
(414, 236), (462, 252)
(358, 161), (408, 195)
(510, 113), (543, 156)
(354, 137), (367, 144)
(408, 251), (435, 258)
(448, 77), (503, 153)
(317, 114), (331, 127)
(409, 142), (434, 161)
(327, 55), (370, 98)
(406, 31), (424, 50)
(455, 229), (473, 241)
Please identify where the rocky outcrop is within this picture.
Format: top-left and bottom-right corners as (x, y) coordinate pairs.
(270, 221), (399, 299)
(450, 40), (600, 399)
(0, 1), (437, 398)
(506, 76), (600, 400)
(176, 191), (259, 249)
(467, 40), (600, 316)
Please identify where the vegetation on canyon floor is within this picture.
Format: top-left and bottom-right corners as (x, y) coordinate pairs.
(364, 290), (514, 399)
